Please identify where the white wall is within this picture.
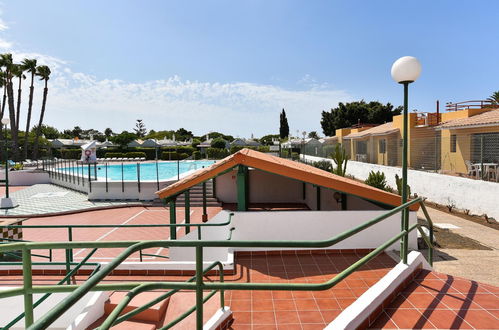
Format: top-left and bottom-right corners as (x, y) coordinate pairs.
(0, 288), (101, 330)
(169, 209), (417, 262)
(216, 169), (383, 211)
(0, 170), (50, 186)
(304, 155), (499, 220)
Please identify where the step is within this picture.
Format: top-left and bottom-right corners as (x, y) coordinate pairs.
(89, 318), (157, 330)
(104, 291), (170, 323)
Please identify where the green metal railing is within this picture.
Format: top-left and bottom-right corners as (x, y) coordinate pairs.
(0, 198), (433, 330)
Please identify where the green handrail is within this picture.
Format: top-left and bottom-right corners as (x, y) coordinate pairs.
(0, 198), (433, 330)
(3, 248), (100, 329)
(99, 261), (224, 329)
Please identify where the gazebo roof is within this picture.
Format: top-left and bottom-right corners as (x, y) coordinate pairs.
(156, 148), (417, 210)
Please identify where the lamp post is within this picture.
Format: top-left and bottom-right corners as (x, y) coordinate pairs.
(1, 117), (18, 209)
(391, 56), (421, 264)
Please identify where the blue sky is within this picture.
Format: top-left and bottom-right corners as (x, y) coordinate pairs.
(1, 1), (498, 137)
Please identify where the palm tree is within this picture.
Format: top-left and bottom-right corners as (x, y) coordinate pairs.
(12, 64), (26, 133)
(21, 58), (37, 160)
(32, 65), (51, 160)
(487, 91), (499, 105)
(0, 70), (6, 119)
(0, 53), (20, 160)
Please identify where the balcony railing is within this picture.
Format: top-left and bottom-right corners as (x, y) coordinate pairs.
(445, 100), (494, 112)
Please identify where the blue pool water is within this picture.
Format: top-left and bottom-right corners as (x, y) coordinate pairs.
(65, 160), (215, 181)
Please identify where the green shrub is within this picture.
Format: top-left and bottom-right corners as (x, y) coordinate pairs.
(365, 171), (388, 191)
(193, 151), (202, 160)
(291, 152), (299, 160)
(105, 152), (126, 158)
(161, 151), (180, 160)
(60, 149), (81, 159)
(312, 160), (332, 172)
(178, 153), (189, 160)
(125, 152), (147, 159)
(206, 148), (230, 159)
(331, 144), (348, 177)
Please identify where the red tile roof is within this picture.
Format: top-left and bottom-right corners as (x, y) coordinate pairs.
(156, 148), (418, 210)
(437, 108), (499, 129)
(344, 122), (399, 139)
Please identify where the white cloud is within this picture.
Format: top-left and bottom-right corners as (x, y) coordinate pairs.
(0, 14), (352, 137)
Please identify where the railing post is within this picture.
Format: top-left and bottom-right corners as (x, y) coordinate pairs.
(316, 186), (321, 210)
(156, 160), (159, 191)
(202, 181), (208, 222)
(94, 163), (97, 180)
(105, 162), (108, 193)
(170, 197), (177, 240)
(195, 246), (203, 330)
(212, 177), (216, 198)
(137, 162), (141, 193)
(121, 162), (124, 193)
(185, 190), (191, 234)
(177, 159), (180, 180)
(88, 163), (92, 193)
(22, 246), (34, 328)
(236, 165), (248, 211)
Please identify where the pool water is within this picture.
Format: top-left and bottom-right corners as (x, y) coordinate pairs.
(65, 160), (215, 181)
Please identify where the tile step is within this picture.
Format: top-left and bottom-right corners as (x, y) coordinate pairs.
(104, 291), (170, 323)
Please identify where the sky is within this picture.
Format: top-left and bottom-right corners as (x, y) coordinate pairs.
(1, 0), (498, 138)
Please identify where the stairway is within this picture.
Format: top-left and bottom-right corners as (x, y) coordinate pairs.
(174, 181), (220, 207)
(87, 291), (170, 329)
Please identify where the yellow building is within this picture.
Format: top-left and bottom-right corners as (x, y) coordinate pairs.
(327, 102), (499, 176)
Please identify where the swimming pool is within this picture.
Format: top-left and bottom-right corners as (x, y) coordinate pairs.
(63, 160), (216, 181)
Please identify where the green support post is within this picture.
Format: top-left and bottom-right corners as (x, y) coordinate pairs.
(212, 178), (216, 198)
(185, 190), (191, 234)
(401, 82), (409, 264)
(22, 247), (34, 328)
(202, 182), (208, 222)
(236, 165), (248, 211)
(302, 182), (306, 200)
(341, 193), (347, 210)
(316, 186), (321, 210)
(195, 246), (203, 330)
(170, 198), (177, 240)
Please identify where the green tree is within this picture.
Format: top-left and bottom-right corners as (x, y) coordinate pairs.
(111, 131), (137, 148)
(32, 65), (51, 160)
(104, 127), (113, 138)
(31, 125), (60, 139)
(71, 126), (83, 138)
(487, 91), (499, 105)
(134, 119), (147, 138)
(307, 131), (319, 139)
(21, 58), (37, 160)
(259, 134), (280, 145)
(175, 128), (193, 141)
(320, 101), (402, 136)
(0, 70), (6, 119)
(210, 137), (227, 149)
(279, 108), (289, 139)
(204, 131), (234, 142)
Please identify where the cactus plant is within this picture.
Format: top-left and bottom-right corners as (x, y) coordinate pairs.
(331, 144), (348, 176)
(395, 174), (411, 197)
(365, 171), (388, 191)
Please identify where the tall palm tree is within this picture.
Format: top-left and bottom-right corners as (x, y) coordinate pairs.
(0, 70), (6, 119)
(32, 65), (51, 160)
(21, 59), (37, 160)
(12, 64), (26, 133)
(0, 53), (20, 160)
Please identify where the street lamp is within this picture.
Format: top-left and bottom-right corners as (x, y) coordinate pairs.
(391, 56), (421, 264)
(0, 117), (18, 209)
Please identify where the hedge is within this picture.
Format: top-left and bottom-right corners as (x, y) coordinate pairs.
(229, 145), (270, 154)
(97, 147), (197, 160)
(161, 151), (190, 160)
(193, 151), (202, 160)
(60, 149), (81, 159)
(206, 148), (230, 159)
(125, 152), (147, 159)
(105, 152), (126, 158)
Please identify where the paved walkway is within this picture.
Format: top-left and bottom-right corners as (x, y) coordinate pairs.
(418, 206), (499, 287)
(0, 184), (150, 217)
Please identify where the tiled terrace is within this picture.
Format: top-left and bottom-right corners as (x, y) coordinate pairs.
(369, 270), (499, 330)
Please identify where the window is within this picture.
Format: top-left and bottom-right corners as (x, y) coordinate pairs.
(379, 139), (386, 154)
(450, 135), (457, 153)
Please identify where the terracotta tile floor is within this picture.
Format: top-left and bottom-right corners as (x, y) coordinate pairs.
(369, 269), (499, 330)
(20, 206), (222, 262)
(221, 252), (397, 329)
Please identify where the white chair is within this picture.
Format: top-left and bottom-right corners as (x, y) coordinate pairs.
(465, 161), (480, 178)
